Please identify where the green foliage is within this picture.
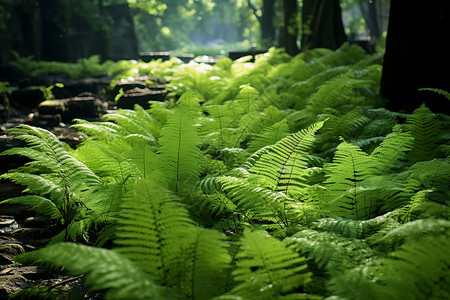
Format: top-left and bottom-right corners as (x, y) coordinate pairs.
(228, 229), (312, 300)
(2, 44), (449, 300)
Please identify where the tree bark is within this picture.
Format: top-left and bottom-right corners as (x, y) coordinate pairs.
(301, 0), (347, 51)
(278, 0), (300, 56)
(247, 0), (276, 47)
(380, 1), (450, 114)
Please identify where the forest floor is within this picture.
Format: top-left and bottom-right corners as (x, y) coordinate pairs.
(0, 74), (165, 298)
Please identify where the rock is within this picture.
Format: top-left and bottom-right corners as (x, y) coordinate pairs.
(10, 88), (45, 108)
(38, 99), (65, 115)
(117, 87), (167, 109)
(0, 274), (27, 296)
(112, 81), (147, 96)
(140, 51), (171, 62)
(64, 96), (107, 121)
(0, 243), (25, 264)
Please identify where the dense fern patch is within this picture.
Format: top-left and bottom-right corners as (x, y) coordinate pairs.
(2, 44), (449, 299)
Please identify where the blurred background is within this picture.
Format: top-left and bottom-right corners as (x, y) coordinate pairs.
(0, 0), (390, 62)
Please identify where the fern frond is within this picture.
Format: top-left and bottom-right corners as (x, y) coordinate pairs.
(2, 126), (99, 187)
(406, 104), (443, 162)
(157, 92), (202, 194)
(418, 87), (450, 100)
(14, 243), (174, 300)
(100, 105), (159, 142)
(247, 118), (291, 153)
(305, 73), (370, 114)
(179, 227), (231, 299)
(203, 104), (235, 149)
(114, 180), (193, 283)
(375, 219), (450, 250)
(219, 176), (290, 227)
(321, 141), (374, 220)
(250, 121), (325, 197)
(329, 234), (450, 300)
(1, 195), (62, 221)
(230, 229), (312, 300)
(367, 125), (414, 173)
(285, 229), (375, 274)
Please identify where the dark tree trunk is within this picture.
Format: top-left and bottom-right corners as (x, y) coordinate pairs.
(247, 0), (276, 47)
(260, 0), (276, 44)
(278, 0), (300, 56)
(301, 0), (347, 51)
(380, 1), (450, 114)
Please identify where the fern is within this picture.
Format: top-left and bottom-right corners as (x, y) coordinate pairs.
(228, 229), (312, 300)
(329, 234), (450, 300)
(114, 180), (193, 282)
(157, 92), (202, 194)
(285, 229), (375, 274)
(0, 125), (102, 241)
(250, 121), (325, 197)
(418, 87), (450, 100)
(320, 141), (374, 220)
(247, 118), (291, 153)
(406, 104), (443, 162)
(14, 243), (174, 300)
(368, 125), (414, 175)
(116, 179), (232, 299)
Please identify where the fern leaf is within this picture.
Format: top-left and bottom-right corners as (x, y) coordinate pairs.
(321, 141), (374, 220)
(14, 243), (174, 300)
(114, 180), (193, 284)
(329, 234), (450, 300)
(247, 118), (290, 153)
(203, 104), (235, 149)
(1, 195), (62, 220)
(406, 104), (442, 162)
(157, 92), (202, 194)
(230, 229), (311, 300)
(418, 87), (450, 100)
(179, 227), (231, 300)
(250, 121), (324, 197)
(285, 229), (375, 273)
(375, 219), (450, 250)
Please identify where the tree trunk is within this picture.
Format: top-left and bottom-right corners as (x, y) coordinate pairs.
(301, 0), (347, 51)
(380, 1), (450, 114)
(278, 0), (300, 56)
(260, 0), (275, 45)
(247, 0), (276, 47)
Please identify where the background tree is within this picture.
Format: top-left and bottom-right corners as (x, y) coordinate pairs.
(380, 0), (450, 114)
(278, 0), (300, 55)
(247, 0), (277, 48)
(301, 0), (347, 51)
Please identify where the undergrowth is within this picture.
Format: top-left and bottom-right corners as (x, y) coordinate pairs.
(2, 43), (449, 300)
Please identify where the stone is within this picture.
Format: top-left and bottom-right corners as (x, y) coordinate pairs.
(117, 87), (167, 109)
(38, 99), (66, 115)
(140, 52), (171, 62)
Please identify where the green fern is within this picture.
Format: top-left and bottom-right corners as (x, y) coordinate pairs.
(14, 243), (174, 300)
(406, 104), (443, 162)
(116, 179), (232, 299)
(250, 121), (325, 197)
(320, 141), (374, 220)
(418, 87), (450, 100)
(228, 229), (312, 300)
(329, 234), (450, 300)
(0, 125), (102, 241)
(285, 229), (375, 274)
(247, 118), (291, 154)
(157, 92), (202, 195)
